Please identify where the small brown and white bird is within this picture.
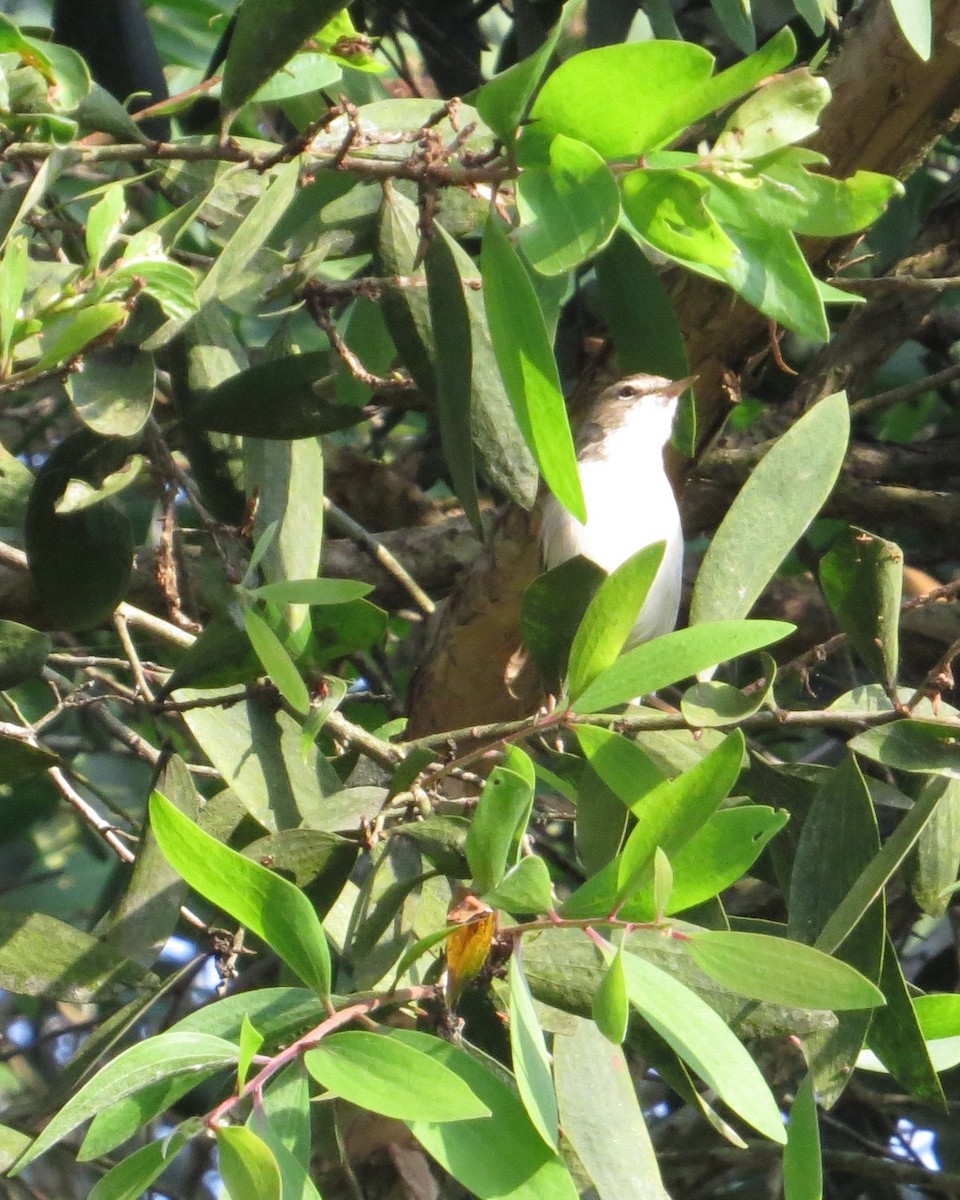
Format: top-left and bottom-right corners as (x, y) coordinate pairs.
(539, 373), (691, 649)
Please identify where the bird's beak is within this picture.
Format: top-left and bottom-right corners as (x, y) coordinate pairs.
(666, 375), (697, 397)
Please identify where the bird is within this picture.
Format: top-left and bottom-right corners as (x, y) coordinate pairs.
(539, 372), (691, 649)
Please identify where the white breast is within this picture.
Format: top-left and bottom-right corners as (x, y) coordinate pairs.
(540, 445), (683, 646)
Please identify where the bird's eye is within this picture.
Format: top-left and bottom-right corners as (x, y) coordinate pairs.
(618, 385), (635, 399)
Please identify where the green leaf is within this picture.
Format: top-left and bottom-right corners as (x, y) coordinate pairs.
(25, 430), (133, 631)
(250, 578), (373, 605)
(690, 394), (849, 626)
(592, 944), (630, 1044)
(481, 216), (584, 522)
(305, 1031), (489, 1122)
(813, 771), (947, 956)
(572, 724), (664, 810)
(0, 619), (50, 689)
(36, 301), (128, 369)
(622, 170), (738, 271)
(482, 856), (554, 915)
(530, 41), (715, 158)
(890, 0), (932, 59)
(67, 347), (155, 438)
(238, 1013), (265, 1091)
(0, 234), (28, 369)
(379, 190), (538, 511)
(149, 790), (332, 997)
(848, 720), (960, 779)
(242, 607), (311, 714)
(711, 0), (755, 53)
(865, 933), (944, 1105)
(517, 133), (620, 275)
(425, 224), (482, 534)
(783, 1075), (822, 1200)
(567, 543), (665, 701)
(248, 1104), (322, 1200)
(522, 555), (606, 687)
(571, 620), (794, 713)
(820, 527), (902, 687)
(708, 183), (831, 340)
(715, 70), (830, 161)
(617, 945), (786, 1143)
(0, 734), (56, 784)
(0, 909), (149, 1002)
(529, 30), (797, 160)
(474, 19), (562, 143)
(176, 688), (349, 832)
(394, 1028), (579, 1200)
(594, 230), (689, 380)
(191, 352), (362, 438)
(466, 749), (536, 893)
(509, 956), (559, 1148)
(217, 1125), (282, 1200)
(252, 51), (342, 101)
(12, 1032), (238, 1172)
(616, 806), (788, 922)
(54, 455), (145, 514)
(680, 655), (776, 726)
(87, 1133), (188, 1200)
(787, 754), (884, 1102)
(907, 775), (960, 918)
(688, 931), (884, 1010)
(221, 0), (348, 114)
(554, 1017), (668, 1200)
(746, 150), (903, 236)
(85, 183), (127, 271)
(565, 730), (744, 915)
(101, 754), (198, 969)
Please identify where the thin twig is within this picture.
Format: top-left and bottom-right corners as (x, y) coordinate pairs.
(323, 497), (435, 616)
(849, 360), (960, 419)
(114, 611), (155, 702)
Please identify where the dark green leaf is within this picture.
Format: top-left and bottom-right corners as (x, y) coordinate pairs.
(24, 430), (133, 631)
(866, 933), (944, 1106)
(191, 352), (362, 438)
(907, 775), (960, 918)
(521, 555), (605, 688)
(474, 21), (561, 143)
(0, 908), (150, 1002)
(222, 1), (349, 116)
(594, 231), (689, 379)
(425, 225), (483, 534)
(820, 527), (902, 687)
(0, 619), (50, 689)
